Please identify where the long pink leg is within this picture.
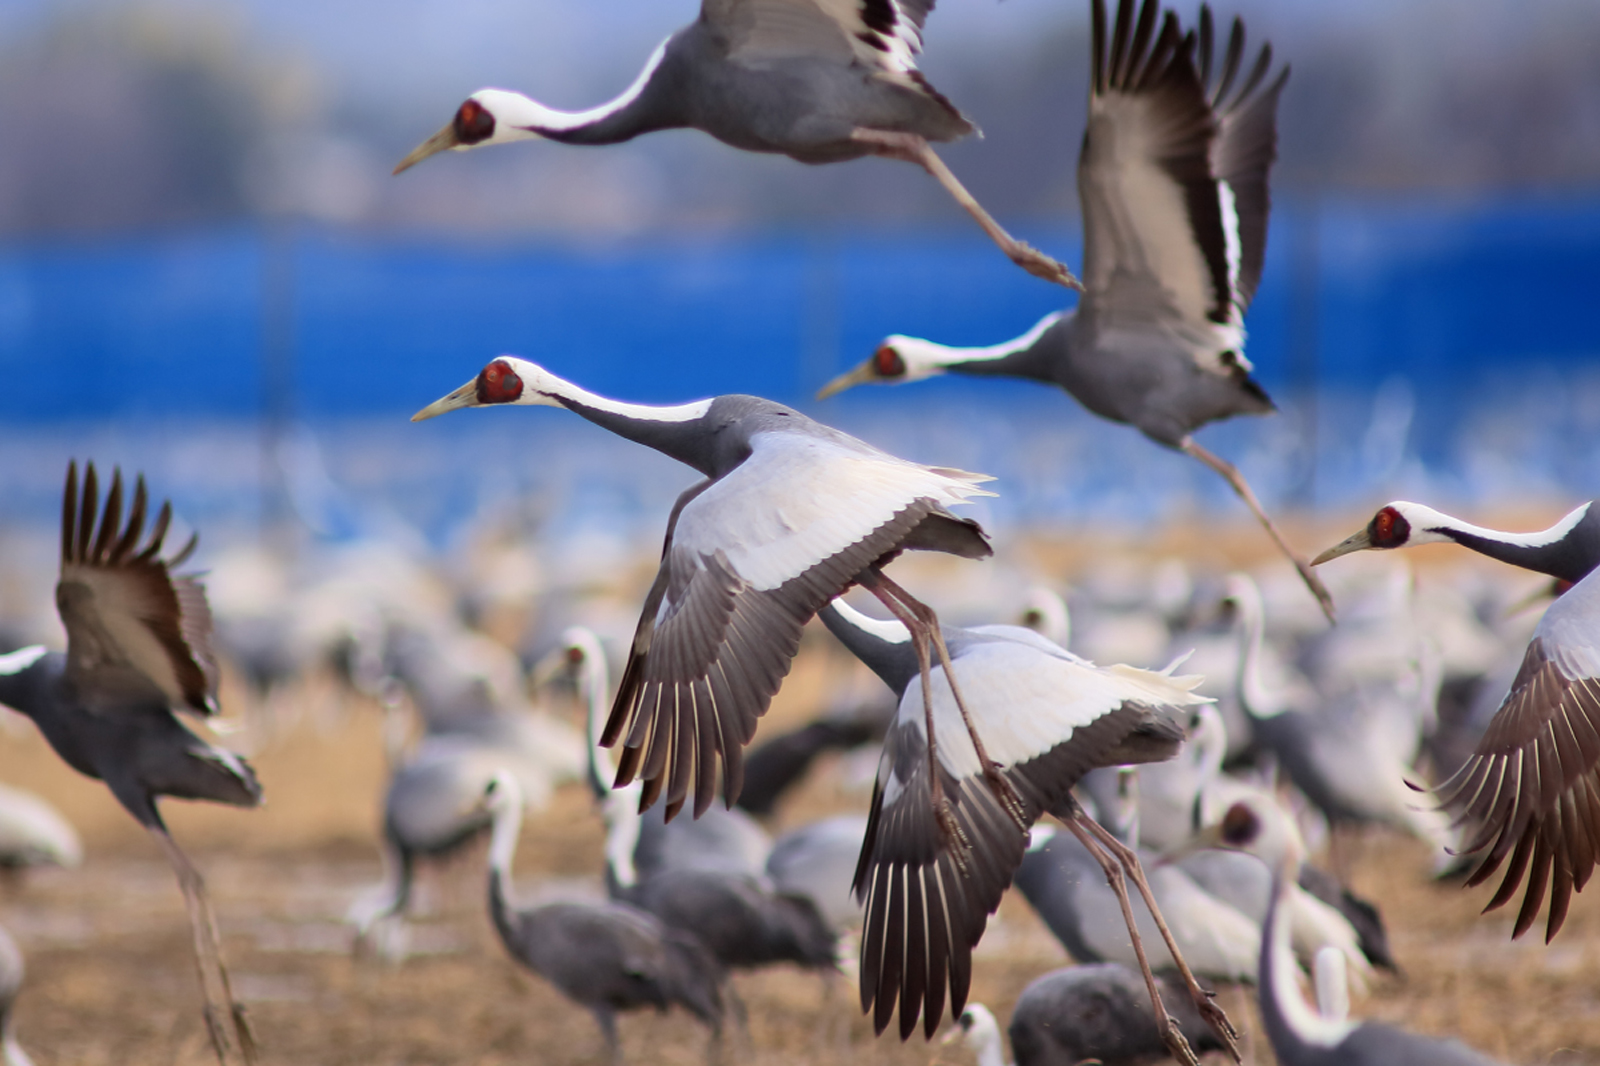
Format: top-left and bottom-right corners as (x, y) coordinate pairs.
(149, 827), (256, 1066)
(1181, 438), (1336, 624)
(849, 129), (1084, 292)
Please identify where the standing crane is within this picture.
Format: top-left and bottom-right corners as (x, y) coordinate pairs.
(393, 0), (1078, 289)
(1315, 500), (1600, 941)
(817, 598), (1233, 1063)
(817, 0), (1334, 621)
(413, 357), (1005, 844)
(0, 463), (258, 1066)
(475, 771), (726, 1064)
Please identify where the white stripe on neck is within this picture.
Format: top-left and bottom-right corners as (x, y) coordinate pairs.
(0, 644), (45, 676)
(830, 598), (910, 644)
(894, 312), (1061, 373)
(488, 788), (525, 879)
(513, 359), (713, 423)
(1398, 500), (1592, 549)
(485, 39), (669, 134)
(1269, 869), (1357, 1047)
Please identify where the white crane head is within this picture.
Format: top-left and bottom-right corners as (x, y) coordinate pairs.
(1197, 796), (1307, 877)
(815, 337), (949, 399)
(393, 90), (544, 174)
(943, 1003), (1006, 1066)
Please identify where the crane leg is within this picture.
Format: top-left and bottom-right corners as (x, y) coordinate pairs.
(861, 578), (971, 863)
(869, 571), (1030, 831)
(149, 826), (257, 1066)
(849, 129), (1084, 292)
(1075, 816), (1243, 1063)
(1180, 438), (1337, 624)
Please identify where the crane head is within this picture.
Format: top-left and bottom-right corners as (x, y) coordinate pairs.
(815, 338), (941, 400)
(393, 91), (540, 175)
(1313, 503), (1424, 565)
(412, 357), (546, 421)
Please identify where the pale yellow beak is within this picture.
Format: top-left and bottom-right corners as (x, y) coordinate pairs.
(393, 123), (459, 175)
(411, 379), (478, 422)
(815, 361), (878, 401)
(1311, 529), (1374, 567)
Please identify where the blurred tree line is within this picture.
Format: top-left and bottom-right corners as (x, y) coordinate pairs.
(0, 0), (1596, 236)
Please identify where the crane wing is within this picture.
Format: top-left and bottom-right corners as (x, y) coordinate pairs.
(704, 0), (934, 77)
(55, 462), (218, 715)
(602, 432), (992, 821)
(856, 641), (1203, 1038)
(1435, 602), (1600, 942)
(1200, 7), (1289, 312)
(1079, 0), (1232, 337)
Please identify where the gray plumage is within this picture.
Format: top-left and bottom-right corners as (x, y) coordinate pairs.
(395, 0), (1076, 286)
(765, 813), (871, 930)
(1008, 965), (1224, 1066)
(0, 462), (256, 1066)
(413, 358), (994, 824)
(820, 0), (1333, 619)
(481, 773), (725, 1064)
(819, 600), (1214, 1042)
(551, 623), (839, 980)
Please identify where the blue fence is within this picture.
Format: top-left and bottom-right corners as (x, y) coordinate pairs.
(0, 196), (1596, 537)
(1, 195), (1596, 422)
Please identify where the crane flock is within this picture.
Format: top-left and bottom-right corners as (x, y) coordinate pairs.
(0, 1), (1580, 1065)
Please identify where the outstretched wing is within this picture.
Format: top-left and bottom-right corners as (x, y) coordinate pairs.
(602, 431), (992, 821)
(1197, 4), (1288, 313)
(705, 0), (934, 77)
(1080, 0), (1285, 356)
(56, 462), (218, 715)
(856, 640), (1201, 1039)
(1434, 583), (1600, 941)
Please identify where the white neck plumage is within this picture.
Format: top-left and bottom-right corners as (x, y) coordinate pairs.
(487, 786), (525, 889)
(960, 1006), (1010, 1066)
(893, 312), (1061, 377)
(504, 358), (713, 424)
(829, 598), (910, 644)
(564, 627), (644, 890)
(1397, 500), (1591, 549)
(1227, 576), (1283, 719)
(1266, 857), (1356, 1048)
(473, 39), (670, 137)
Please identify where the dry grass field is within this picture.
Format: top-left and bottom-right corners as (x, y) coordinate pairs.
(3, 518), (1598, 1065)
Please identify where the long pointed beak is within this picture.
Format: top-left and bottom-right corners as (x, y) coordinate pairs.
(393, 123), (459, 175)
(1311, 529), (1373, 566)
(815, 361), (877, 401)
(411, 379), (478, 422)
(528, 648), (570, 691)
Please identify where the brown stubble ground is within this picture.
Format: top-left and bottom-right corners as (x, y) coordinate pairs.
(3, 517), (1600, 1065)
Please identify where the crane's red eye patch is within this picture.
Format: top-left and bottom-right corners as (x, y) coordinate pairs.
(475, 360), (524, 404)
(1220, 802), (1259, 846)
(455, 99), (496, 145)
(565, 645), (584, 664)
(1369, 506), (1410, 548)
(874, 344), (906, 378)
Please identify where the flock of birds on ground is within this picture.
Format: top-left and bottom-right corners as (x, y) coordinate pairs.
(0, 0), (1592, 1064)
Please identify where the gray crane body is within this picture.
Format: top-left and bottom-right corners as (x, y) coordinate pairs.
(603, 25), (971, 162)
(925, 308), (1273, 448)
(0, 652), (259, 828)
